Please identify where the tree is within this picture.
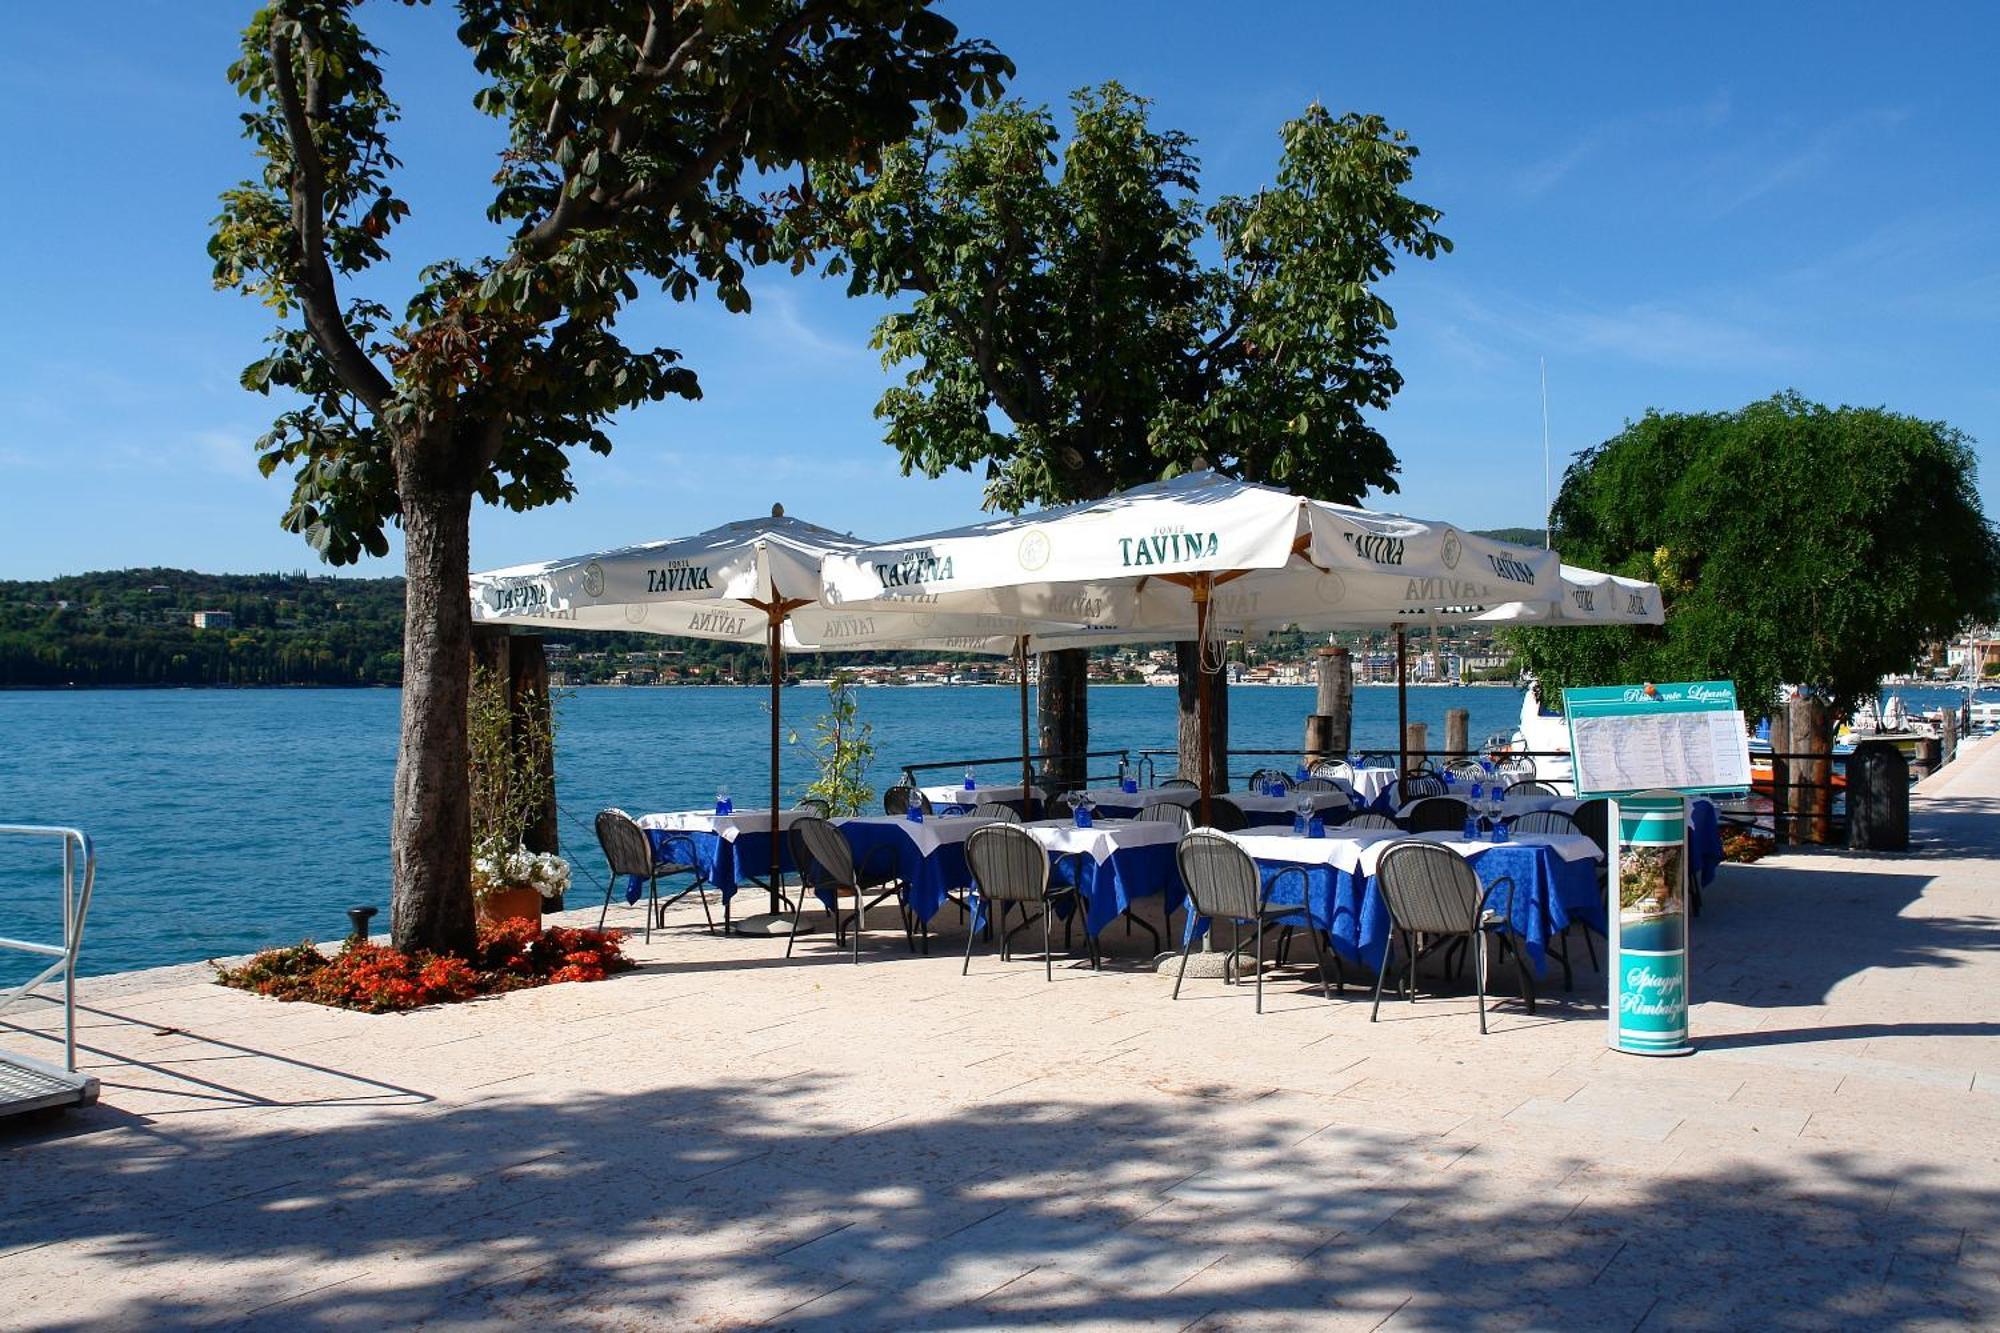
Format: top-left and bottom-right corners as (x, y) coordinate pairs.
(818, 84), (1448, 787)
(213, 0), (1008, 954)
(1507, 393), (2000, 728)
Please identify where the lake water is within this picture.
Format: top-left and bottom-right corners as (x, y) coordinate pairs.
(0, 682), (1972, 979)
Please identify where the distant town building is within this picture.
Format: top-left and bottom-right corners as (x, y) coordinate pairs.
(191, 610), (234, 630)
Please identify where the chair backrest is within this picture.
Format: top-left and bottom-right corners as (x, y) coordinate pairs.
(1339, 811), (1401, 831)
(794, 797), (831, 817)
(1206, 796), (1249, 833)
(1292, 776), (1341, 793)
(1402, 796), (1470, 834)
(1245, 767), (1292, 792)
(1159, 777), (1200, 790)
(1409, 756), (1442, 776)
(1394, 775), (1447, 804)
(1355, 752), (1398, 770)
(1376, 842), (1487, 936)
(1507, 779), (1559, 797)
(788, 816), (856, 889)
(1495, 755), (1537, 785)
(965, 824), (1051, 905)
(1175, 830), (1264, 921)
(972, 802), (1023, 823)
(1572, 798), (1610, 856)
(1443, 758), (1486, 783)
(1310, 758), (1355, 784)
(883, 786), (932, 816)
(594, 808), (654, 878)
(1509, 809), (1580, 836)
(1137, 803), (1193, 832)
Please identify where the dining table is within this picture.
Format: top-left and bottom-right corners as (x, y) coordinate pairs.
(1203, 827), (1607, 974)
(916, 782), (1041, 813)
(1076, 786), (1199, 819)
(635, 808), (807, 914)
(1225, 790), (1354, 828)
(1394, 794), (1726, 887)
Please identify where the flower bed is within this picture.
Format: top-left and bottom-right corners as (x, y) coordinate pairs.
(1722, 829), (1775, 864)
(214, 919), (634, 1013)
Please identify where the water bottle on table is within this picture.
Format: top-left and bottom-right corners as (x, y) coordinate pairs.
(963, 767), (976, 792)
(716, 786), (732, 816)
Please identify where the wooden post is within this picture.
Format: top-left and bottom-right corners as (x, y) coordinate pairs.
(1404, 721), (1428, 771)
(1444, 708), (1470, 761)
(1942, 707), (1959, 767)
(1177, 638), (1229, 797)
(1788, 693), (1832, 845)
(1768, 706), (1791, 845)
(1303, 645), (1352, 764)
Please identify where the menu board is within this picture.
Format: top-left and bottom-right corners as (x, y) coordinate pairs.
(1563, 681), (1753, 798)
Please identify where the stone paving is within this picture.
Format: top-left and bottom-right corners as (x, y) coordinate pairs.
(6, 739), (2000, 1329)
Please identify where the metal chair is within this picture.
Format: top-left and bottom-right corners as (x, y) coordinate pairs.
(1205, 796), (1250, 833)
(1137, 803), (1193, 833)
(883, 785), (933, 817)
(594, 808), (712, 942)
(963, 824), (1098, 980)
(1172, 830), (1335, 1013)
(1292, 776), (1341, 793)
(1310, 758), (1356, 785)
(1390, 775), (1447, 805)
(1245, 767), (1293, 793)
(1443, 758), (1487, 784)
(1508, 809), (1580, 835)
(971, 802), (1023, 823)
(1354, 752), (1399, 771)
(1506, 779), (1560, 798)
(1159, 777), (1200, 790)
(1400, 796), (1470, 834)
(794, 797), (832, 817)
(1370, 842), (1531, 1033)
(1572, 798), (1611, 858)
(1337, 811), (1402, 831)
(785, 816), (910, 962)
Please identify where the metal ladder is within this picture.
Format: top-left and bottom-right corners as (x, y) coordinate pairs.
(0, 825), (99, 1116)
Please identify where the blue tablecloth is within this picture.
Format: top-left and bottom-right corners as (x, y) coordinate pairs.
(838, 820), (969, 923)
(640, 827), (792, 908)
(1045, 841), (1185, 936)
(1206, 839), (1604, 975)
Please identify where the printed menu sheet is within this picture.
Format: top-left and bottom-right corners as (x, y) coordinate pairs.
(1571, 709), (1751, 796)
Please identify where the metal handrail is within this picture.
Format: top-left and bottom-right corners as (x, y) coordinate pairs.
(900, 749), (1135, 790)
(0, 825), (97, 1073)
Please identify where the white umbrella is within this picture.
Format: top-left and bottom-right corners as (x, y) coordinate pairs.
(821, 471), (1564, 817)
(470, 508), (1092, 908)
(1475, 564), (1665, 626)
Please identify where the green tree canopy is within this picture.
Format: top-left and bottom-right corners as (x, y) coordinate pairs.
(1508, 393), (2000, 724)
(211, 0), (1008, 953)
(819, 82), (1449, 510)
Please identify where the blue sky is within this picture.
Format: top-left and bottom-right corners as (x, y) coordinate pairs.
(2, 2), (1995, 580)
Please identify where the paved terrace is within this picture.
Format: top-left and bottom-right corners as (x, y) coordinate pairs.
(6, 742), (2000, 1330)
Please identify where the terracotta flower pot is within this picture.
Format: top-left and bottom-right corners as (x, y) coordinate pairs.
(476, 884), (544, 927)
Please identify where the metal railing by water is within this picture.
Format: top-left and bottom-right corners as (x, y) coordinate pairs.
(0, 824), (100, 1113)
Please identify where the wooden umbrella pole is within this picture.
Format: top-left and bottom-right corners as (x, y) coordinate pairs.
(1017, 635), (1031, 811)
(768, 611), (783, 915)
(1396, 625), (1409, 776)
(1196, 577), (1214, 827)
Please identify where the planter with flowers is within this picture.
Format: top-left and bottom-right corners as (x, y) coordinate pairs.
(473, 848), (571, 925)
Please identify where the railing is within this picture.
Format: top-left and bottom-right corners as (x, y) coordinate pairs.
(899, 744), (1582, 796)
(0, 825), (97, 1073)
(899, 749), (1136, 792)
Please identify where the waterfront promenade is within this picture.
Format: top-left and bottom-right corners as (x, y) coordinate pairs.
(5, 744), (2000, 1328)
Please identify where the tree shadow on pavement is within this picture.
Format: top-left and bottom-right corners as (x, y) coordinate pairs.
(3, 1071), (1994, 1329)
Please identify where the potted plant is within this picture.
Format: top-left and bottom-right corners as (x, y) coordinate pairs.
(469, 663), (567, 924)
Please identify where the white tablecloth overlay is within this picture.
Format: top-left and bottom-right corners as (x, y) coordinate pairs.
(1344, 767), (1400, 804)
(1230, 791), (1353, 816)
(834, 813), (999, 856)
(1358, 830), (1604, 877)
(1228, 829), (1403, 875)
(1077, 786), (1199, 809)
(640, 808), (810, 843)
(1018, 817), (1183, 863)
(918, 783), (1039, 807)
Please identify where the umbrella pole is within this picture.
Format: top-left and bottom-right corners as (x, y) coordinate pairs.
(1196, 578), (1213, 827)
(1017, 635), (1031, 813)
(768, 612), (783, 916)
(1396, 625), (1409, 776)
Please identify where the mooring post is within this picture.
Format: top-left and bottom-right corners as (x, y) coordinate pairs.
(1303, 645), (1352, 765)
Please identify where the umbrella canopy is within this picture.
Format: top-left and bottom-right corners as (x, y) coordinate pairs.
(1474, 564), (1665, 626)
(469, 509), (1093, 915)
(820, 471), (1566, 809)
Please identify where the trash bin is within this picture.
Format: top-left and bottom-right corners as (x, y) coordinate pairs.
(1846, 740), (1909, 852)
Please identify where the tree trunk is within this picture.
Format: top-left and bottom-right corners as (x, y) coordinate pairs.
(1787, 694), (1833, 846)
(1037, 648), (1089, 797)
(1176, 640), (1229, 792)
(391, 477), (478, 957)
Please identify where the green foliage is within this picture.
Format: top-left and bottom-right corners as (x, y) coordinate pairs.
(817, 84), (1450, 508)
(211, 0), (1012, 559)
(466, 664), (557, 882)
(799, 673), (876, 815)
(1473, 527), (1547, 548)
(1506, 393), (2000, 721)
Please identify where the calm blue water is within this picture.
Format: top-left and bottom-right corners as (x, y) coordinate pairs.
(0, 682), (1972, 979)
